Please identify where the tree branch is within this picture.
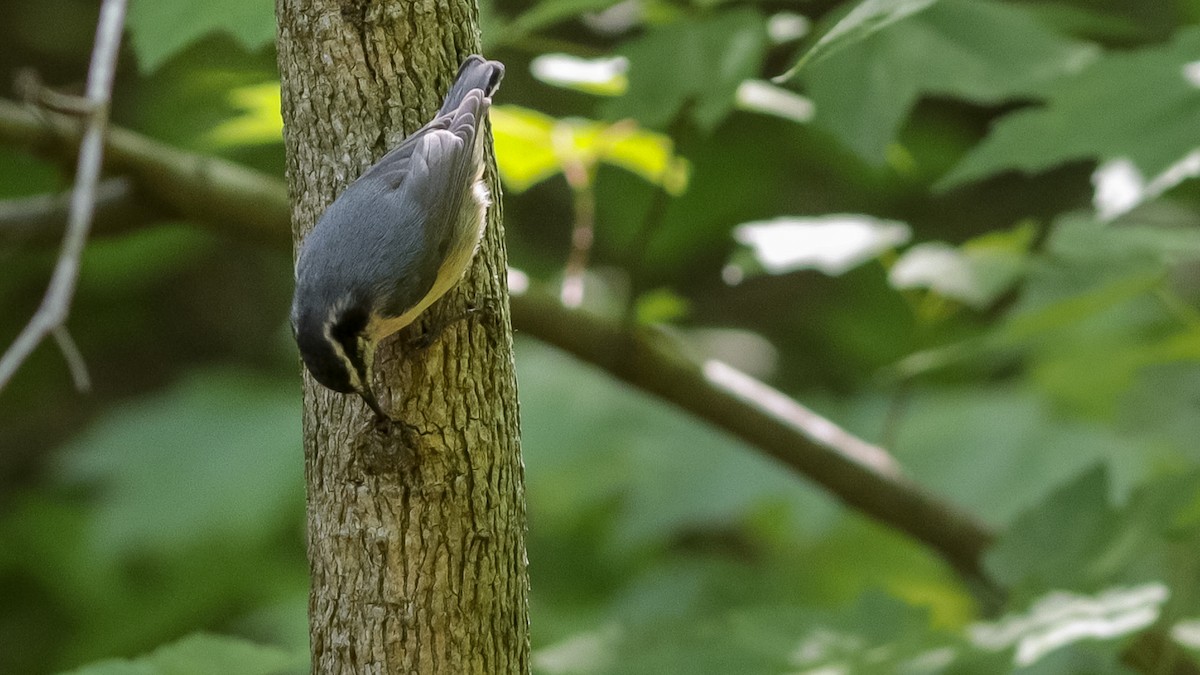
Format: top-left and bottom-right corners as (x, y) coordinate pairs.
(509, 292), (996, 580)
(0, 99), (995, 580)
(0, 99), (290, 249)
(0, 0), (127, 391)
(0, 176), (154, 246)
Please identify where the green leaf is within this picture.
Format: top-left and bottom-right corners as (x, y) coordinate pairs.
(555, 593), (954, 675)
(940, 25), (1200, 188)
(0, 147), (61, 199)
(127, 0), (276, 72)
(774, 0), (940, 80)
(516, 338), (840, 548)
(58, 633), (304, 675)
(606, 9), (768, 132)
(1003, 212), (1200, 341)
(57, 370), (302, 558)
(803, 0), (1097, 164)
(986, 466), (1120, 590)
(505, 0), (626, 38)
(634, 287), (690, 324)
(979, 469), (1200, 663)
(884, 387), (1135, 525)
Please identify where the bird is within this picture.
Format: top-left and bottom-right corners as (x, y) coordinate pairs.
(291, 55), (504, 423)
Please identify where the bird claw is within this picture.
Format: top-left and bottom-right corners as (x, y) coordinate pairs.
(404, 297), (502, 352)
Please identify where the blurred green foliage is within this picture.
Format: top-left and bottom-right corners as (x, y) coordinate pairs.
(3, 0), (1200, 672)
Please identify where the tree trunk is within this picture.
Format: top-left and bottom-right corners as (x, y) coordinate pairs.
(275, 2), (529, 673)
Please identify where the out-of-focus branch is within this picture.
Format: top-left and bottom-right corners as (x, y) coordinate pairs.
(0, 0), (128, 392)
(0, 99), (290, 249)
(0, 99), (997, 577)
(509, 292), (997, 579)
(0, 176), (154, 246)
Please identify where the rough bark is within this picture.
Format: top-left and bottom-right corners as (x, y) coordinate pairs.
(275, 2), (529, 673)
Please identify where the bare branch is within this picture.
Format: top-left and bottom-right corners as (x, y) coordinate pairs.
(0, 176), (152, 246)
(0, 0), (127, 391)
(50, 325), (91, 393)
(0, 100), (290, 248)
(509, 291), (998, 580)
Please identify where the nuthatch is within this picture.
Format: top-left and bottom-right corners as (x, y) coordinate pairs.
(291, 55), (504, 422)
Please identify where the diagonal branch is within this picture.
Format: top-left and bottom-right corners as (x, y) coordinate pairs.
(0, 0), (128, 391)
(509, 292), (996, 579)
(0, 99), (995, 580)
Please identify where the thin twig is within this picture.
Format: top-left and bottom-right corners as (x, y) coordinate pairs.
(50, 325), (91, 392)
(560, 179), (595, 308)
(0, 176), (151, 246)
(0, 0), (127, 392)
(555, 122), (595, 308)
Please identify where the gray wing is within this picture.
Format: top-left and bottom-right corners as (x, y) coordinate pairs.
(368, 90), (487, 317)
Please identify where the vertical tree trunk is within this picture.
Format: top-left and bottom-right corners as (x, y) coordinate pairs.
(275, 2), (529, 673)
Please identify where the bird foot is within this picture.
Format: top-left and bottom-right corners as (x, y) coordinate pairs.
(404, 297), (502, 353)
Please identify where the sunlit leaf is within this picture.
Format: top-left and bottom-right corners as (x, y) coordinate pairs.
(490, 105), (690, 194)
(889, 223), (1033, 308)
(600, 127), (690, 194)
(732, 214), (911, 276)
(531, 54), (629, 96)
(970, 584), (1167, 667)
(127, 0), (276, 73)
(765, 12), (811, 45)
(59, 632), (304, 675)
(634, 287), (690, 324)
(1090, 155), (1200, 222)
(203, 83), (284, 146)
(490, 105), (561, 191)
(734, 80), (815, 124)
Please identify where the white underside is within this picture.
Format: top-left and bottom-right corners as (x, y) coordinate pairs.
(366, 177), (490, 342)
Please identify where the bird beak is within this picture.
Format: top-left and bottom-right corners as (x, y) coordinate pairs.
(348, 337), (391, 423)
(357, 385), (391, 424)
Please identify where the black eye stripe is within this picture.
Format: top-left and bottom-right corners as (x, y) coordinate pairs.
(330, 307), (370, 379)
(331, 308), (367, 342)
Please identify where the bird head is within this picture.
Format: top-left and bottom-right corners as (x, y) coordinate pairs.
(292, 298), (388, 421)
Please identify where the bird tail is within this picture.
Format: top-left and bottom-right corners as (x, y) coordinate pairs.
(439, 55), (504, 116)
